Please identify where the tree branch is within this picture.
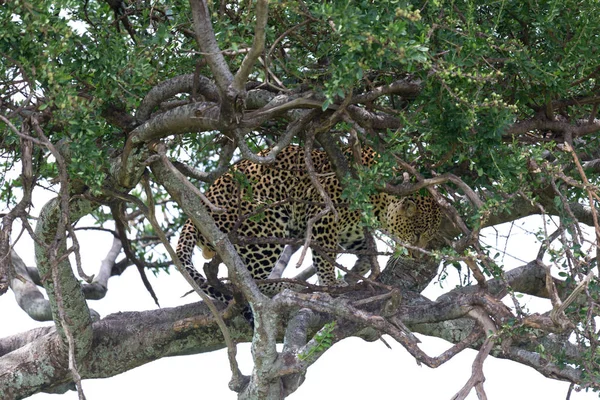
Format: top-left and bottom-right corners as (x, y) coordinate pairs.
(0, 119), (35, 297)
(81, 236), (122, 300)
(506, 117), (600, 138)
(9, 250), (52, 321)
(189, 0), (233, 91)
(0, 302), (250, 398)
(351, 78), (422, 104)
(136, 73), (220, 123)
(172, 138), (236, 184)
(30, 119), (96, 381)
(232, 0), (269, 92)
(150, 142), (266, 305)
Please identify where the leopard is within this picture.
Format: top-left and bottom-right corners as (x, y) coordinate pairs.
(175, 145), (441, 307)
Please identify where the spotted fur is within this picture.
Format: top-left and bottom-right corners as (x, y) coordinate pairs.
(175, 145), (441, 304)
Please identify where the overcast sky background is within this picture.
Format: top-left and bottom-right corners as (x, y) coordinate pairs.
(1, 190), (598, 400)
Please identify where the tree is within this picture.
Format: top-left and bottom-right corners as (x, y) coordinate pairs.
(1, 0), (600, 398)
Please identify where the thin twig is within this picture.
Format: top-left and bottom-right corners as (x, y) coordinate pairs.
(296, 131), (338, 267)
(0, 122), (36, 297)
(564, 142), (600, 276)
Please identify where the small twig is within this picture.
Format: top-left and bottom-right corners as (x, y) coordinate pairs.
(566, 383), (574, 400)
(362, 226), (380, 280)
(235, 109), (319, 164)
(564, 142), (600, 275)
(108, 200), (160, 307)
(267, 19), (311, 63)
(536, 228), (562, 261)
(0, 54), (36, 118)
(258, 56), (287, 91)
(269, 244), (300, 279)
(296, 131), (338, 267)
(551, 271), (594, 322)
(0, 120), (36, 295)
(464, 257), (487, 288)
(172, 138), (236, 185)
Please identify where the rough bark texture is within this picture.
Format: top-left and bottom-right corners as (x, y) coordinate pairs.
(34, 197), (95, 358)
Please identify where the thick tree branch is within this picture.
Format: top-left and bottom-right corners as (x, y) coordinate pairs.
(128, 102), (223, 145)
(34, 197), (95, 356)
(506, 117), (600, 138)
(351, 78), (423, 104)
(346, 105), (402, 130)
(2, 255), (594, 397)
(0, 302), (250, 398)
(189, 0), (233, 91)
(119, 102), (222, 187)
(9, 250), (52, 321)
(136, 74), (220, 123)
(30, 118), (96, 390)
(149, 143), (267, 306)
(232, 0), (269, 92)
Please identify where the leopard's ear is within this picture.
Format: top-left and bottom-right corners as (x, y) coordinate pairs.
(398, 198), (417, 217)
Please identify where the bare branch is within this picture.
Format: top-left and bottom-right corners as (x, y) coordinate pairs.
(275, 289), (481, 369)
(506, 117), (600, 138)
(109, 201), (160, 306)
(235, 109), (320, 164)
(81, 236), (122, 300)
(564, 142), (600, 275)
(0, 123), (35, 298)
(295, 131), (338, 267)
(136, 74), (219, 123)
(31, 117), (94, 397)
(451, 309), (496, 400)
(9, 250), (52, 321)
(172, 138), (236, 184)
(189, 0), (233, 91)
(232, 0), (269, 91)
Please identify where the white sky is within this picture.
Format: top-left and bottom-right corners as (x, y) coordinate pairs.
(1, 192), (598, 399)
